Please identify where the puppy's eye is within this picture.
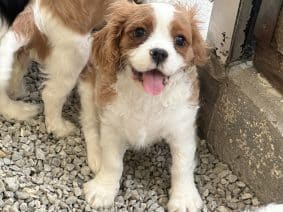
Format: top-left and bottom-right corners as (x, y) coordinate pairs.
(133, 27), (146, 38)
(175, 35), (186, 47)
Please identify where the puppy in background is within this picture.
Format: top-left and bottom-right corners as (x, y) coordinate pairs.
(79, 1), (206, 211)
(0, 0), (115, 137)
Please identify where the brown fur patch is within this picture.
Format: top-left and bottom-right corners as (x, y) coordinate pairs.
(172, 6), (207, 66)
(119, 5), (154, 53)
(12, 5), (35, 40)
(171, 6), (206, 105)
(81, 60), (117, 108)
(26, 28), (51, 61)
(171, 13), (194, 64)
(186, 7), (207, 66)
(41, 0), (117, 34)
(12, 5), (51, 61)
(92, 1), (154, 70)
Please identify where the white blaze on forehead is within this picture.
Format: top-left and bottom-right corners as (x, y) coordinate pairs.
(150, 3), (175, 39)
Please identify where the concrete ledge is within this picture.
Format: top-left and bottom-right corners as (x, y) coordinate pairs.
(199, 62), (283, 203)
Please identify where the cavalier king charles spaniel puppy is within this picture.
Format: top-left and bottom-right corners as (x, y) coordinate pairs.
(79, 1), (207, 211)
(0, 0), (115, 137)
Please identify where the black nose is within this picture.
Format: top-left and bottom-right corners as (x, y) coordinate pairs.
(150, 48), (168, 65)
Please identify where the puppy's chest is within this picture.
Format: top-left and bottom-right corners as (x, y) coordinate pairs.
(102, 76), (196, 146)
(106, 97), (175, 146)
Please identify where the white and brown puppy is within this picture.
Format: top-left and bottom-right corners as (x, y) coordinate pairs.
(79, 1), (206, 211)
(0, 0), (115, 137)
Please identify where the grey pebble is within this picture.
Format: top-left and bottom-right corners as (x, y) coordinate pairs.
(203, 189), (209, 197)
(0, 180), (6, 193)
(241, 193), (253, 200)
(116, 195), (125, 207)
(252, 198), (260, 206)
(35, 148), (45, 160)
(154, 207), (165, 212)
(3, 205), (18, 212)
(11, 152), (22, 161)
(47, 193), (57, 204)
(19, 203), (28, 211)
(66, 164), (75, 171)
(237, 181), (246, 188)
(66, 196), (77, 205)
(227, 174), (238, 183)
(0, 200), (4, 208)
(4, 177), (19, 192)
(73, 187), (82, 197)
(148, 202), (159, 211)
(217, 206), (232, 212)
(16, 191), (29, 200)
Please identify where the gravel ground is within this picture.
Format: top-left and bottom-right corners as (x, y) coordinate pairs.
(0, 65), (262, 212)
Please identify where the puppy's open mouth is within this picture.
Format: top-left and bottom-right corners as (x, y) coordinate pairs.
(132, 69), (169, 96)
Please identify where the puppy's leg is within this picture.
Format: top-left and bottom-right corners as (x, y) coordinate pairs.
(84, 125), (126, 208)
(79, 79), (101, 173)
(42, 42), (91, 137)
(0, 31), (22, 88)
(8, 51), (30, 99)
(167, 126), (203, 212)
(0, 31), (39, 120)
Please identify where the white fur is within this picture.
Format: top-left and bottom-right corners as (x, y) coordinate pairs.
(81, 3), (202, 211)
(79, 81), (102, 174)
(0, 0), (92, 136)
(0, 31), (28, 87)
(129, 3), (186, 76)
(0, 18), (9, 40)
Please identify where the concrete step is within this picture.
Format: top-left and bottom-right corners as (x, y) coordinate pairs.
(199, 61), (283, 203)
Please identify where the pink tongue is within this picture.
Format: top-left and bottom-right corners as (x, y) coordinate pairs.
(142, 70), (165, 96)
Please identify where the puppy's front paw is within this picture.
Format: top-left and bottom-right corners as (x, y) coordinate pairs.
(1, 101), (39, 121)
(17, 102), (39, 120)
(46, 119), (76, 137)
(84, 178), (118, 209)
(167, 191), (203, 212)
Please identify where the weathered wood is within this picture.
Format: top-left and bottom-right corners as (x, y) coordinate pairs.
(254, 0), (283, 44)
(229, 0), (254, 62)
(254, 42), (283, 93)
(273, 8), (283, 54)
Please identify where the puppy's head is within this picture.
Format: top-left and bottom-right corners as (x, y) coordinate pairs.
(93, 1), (206, 96)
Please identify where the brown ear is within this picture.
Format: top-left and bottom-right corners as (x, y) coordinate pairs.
(92, 1), (134, 71)
(92, 24), (120, 72)
(189, 8), (207, 66)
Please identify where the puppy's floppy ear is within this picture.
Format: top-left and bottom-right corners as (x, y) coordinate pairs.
(188, 7), (207, 66)
(92, 0), (134, 71)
